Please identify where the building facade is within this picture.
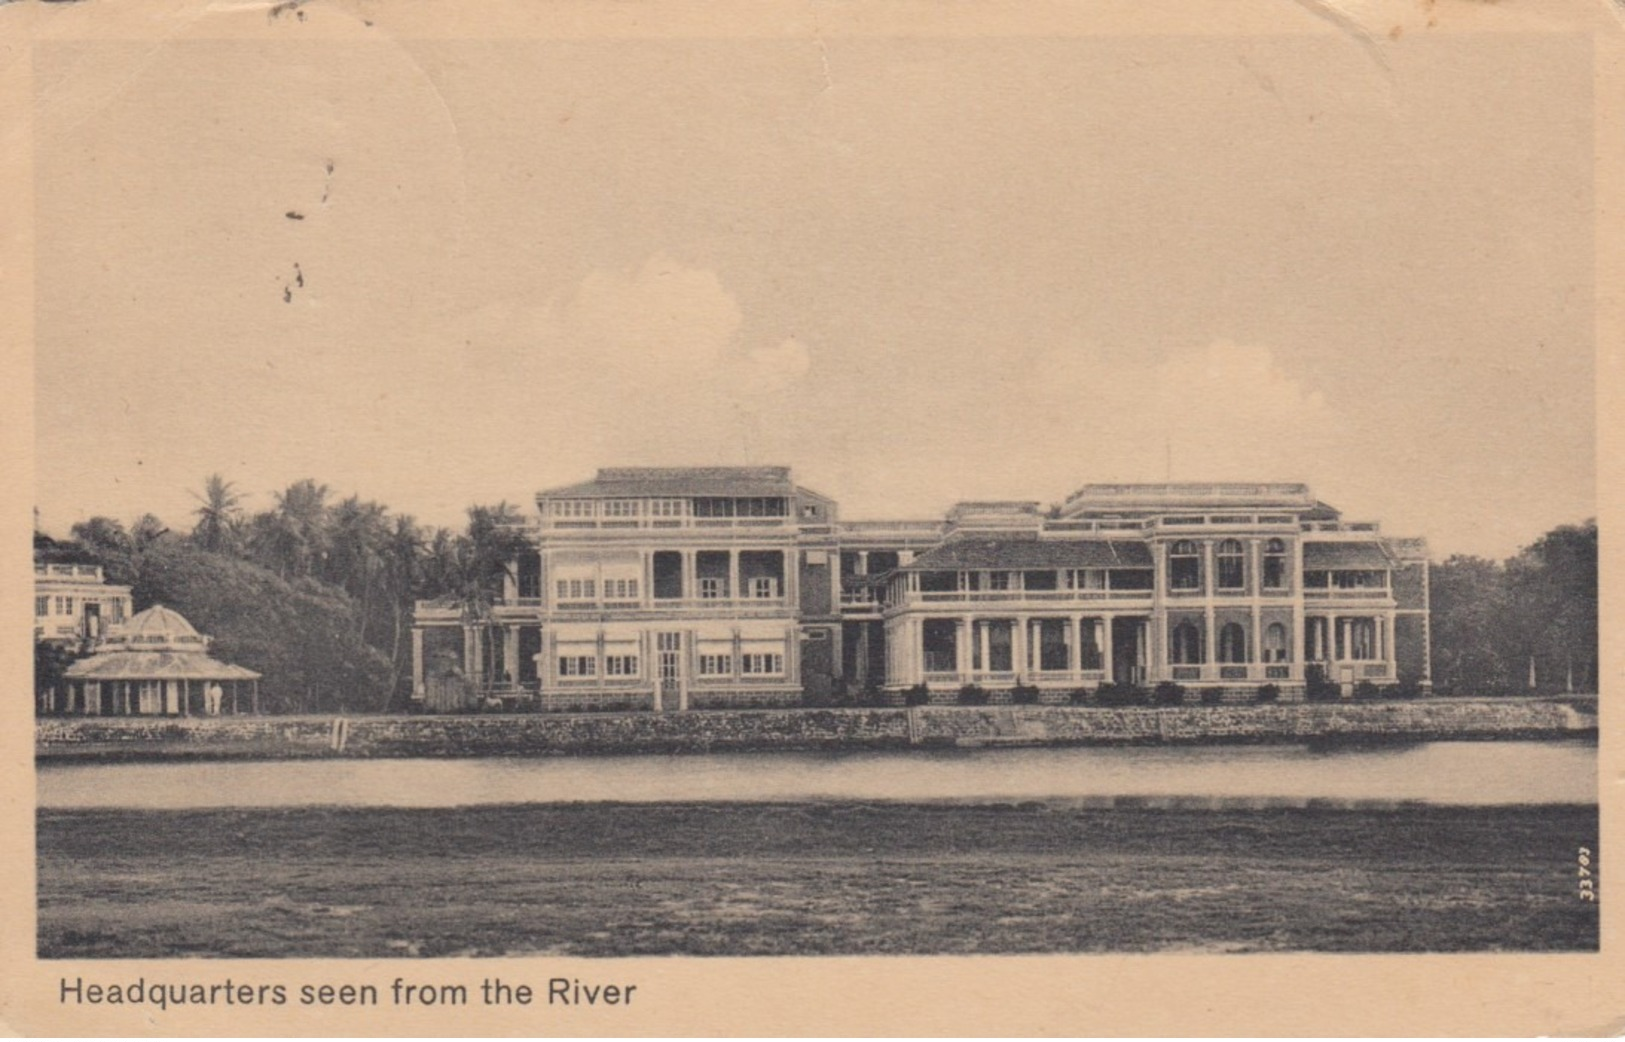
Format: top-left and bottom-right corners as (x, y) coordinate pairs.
(411, 469), (1429, 708)
(34, 562), (133, 650)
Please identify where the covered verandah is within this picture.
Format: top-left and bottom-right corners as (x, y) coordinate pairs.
(57, 652), (261, 717)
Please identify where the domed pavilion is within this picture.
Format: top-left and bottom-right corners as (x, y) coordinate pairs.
(56, 605), (261, 716)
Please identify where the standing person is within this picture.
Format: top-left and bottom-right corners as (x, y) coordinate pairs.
(205, 681), (223, 715)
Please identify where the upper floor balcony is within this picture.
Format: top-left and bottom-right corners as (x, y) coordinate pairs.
(543, 514), (798, 533)
(901, 587), (1156, 610)
(35, 563), (111, 584)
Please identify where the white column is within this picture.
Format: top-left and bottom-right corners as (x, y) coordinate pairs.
(729, 551), (741, 602)
(1290, 537), (1306, 680)
(958, 617), (974, 678)
(1101, 615), (1114, 682)
(1204, 610), (1216, 678)
(504, 625), (520, 683)
(1068, 617), (1081, 675)
(411, 628), (425, 695)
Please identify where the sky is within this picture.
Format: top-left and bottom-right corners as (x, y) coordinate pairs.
(32, 25), (1595, 560)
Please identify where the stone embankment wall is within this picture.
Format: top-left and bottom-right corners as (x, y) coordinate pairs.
(36, 699), (1595, 762)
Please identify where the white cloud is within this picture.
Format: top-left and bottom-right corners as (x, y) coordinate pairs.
(544, 253), (743, 383)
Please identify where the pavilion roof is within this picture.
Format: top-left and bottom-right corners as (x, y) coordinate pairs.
(62, 651), (261, 681)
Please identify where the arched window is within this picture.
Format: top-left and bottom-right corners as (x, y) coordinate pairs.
(1170, 620), (1204, 664)
(1216, 539), (1245, 590)
(1218, 622), (1249, 663)
(1263, 622), (1289, 663)
(1169, 540), (1202, 591)
(1263, 538), (1288, 590)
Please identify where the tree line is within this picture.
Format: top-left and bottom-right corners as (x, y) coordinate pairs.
(1428, 519), (1597, 695)
(34, 476), (1598, 712)
(35, 475), (530, 713)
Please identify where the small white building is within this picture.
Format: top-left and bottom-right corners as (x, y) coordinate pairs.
(54, 605), (261, 716)
(34, 562), (132, 648)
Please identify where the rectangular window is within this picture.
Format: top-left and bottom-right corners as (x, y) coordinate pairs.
(552, 500), (594, 518)
(988, 572), (1011, 591)
(62, 597), (74, 615)
(35, 596), (48, 616)
(604, 655), (639, 676)
(558, 655), (596, 677)
(649, 499), (685, 517)
(556, 579), (596, 601)
(741, 653), (784, 675)
(603, 578), (639, 600)
(699, 577), (726, 600)
(698, 653), (733, 676)
(693, 498), (734, 518)
(922, 618), (959, 673)
(602, 499), (639, 517)
(749, 577), (778, 599)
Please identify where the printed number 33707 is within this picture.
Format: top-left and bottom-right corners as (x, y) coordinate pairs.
(1579, 847), (1597, 902)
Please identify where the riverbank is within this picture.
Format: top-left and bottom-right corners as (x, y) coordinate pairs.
(37, 800), (1599, 957)
(35, 698), (1596, 762)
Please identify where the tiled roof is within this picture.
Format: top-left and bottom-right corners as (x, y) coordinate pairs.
(1302, 542), (1394, 569)
(63, 651), (261, 681)
(537, 466), (799, 499)
(903, 538), (1153, 571)
(1064, 482), (1317, 511)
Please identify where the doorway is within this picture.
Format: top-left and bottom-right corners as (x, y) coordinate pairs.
(1111, 617), (1146, 686)
(657, 632), (683, 711)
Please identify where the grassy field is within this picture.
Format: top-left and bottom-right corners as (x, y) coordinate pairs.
(37, 801), (1597, 957)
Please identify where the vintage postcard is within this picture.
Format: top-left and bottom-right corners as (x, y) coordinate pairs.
(2, 0), (1621, 1034)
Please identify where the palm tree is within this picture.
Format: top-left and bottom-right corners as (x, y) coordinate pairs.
(262, 479), (331, 580)
(190, 473), (244, 554)
(381, 514), (425, 706)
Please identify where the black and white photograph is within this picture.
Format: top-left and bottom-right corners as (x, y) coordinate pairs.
(6, 0), (1620, 1034)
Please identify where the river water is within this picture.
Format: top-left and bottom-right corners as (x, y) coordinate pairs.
(35, 739), (1596, 809)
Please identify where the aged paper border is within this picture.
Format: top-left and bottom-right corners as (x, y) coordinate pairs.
(1, 0), (1621, 1035)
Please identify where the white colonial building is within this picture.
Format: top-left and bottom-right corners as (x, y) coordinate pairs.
(411, 469), (1430, 709)
(34, 561), (132, 649)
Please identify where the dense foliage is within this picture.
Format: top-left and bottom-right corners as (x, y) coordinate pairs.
(37, 475), (529, 713)
(1429, 520), (1597, 695)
